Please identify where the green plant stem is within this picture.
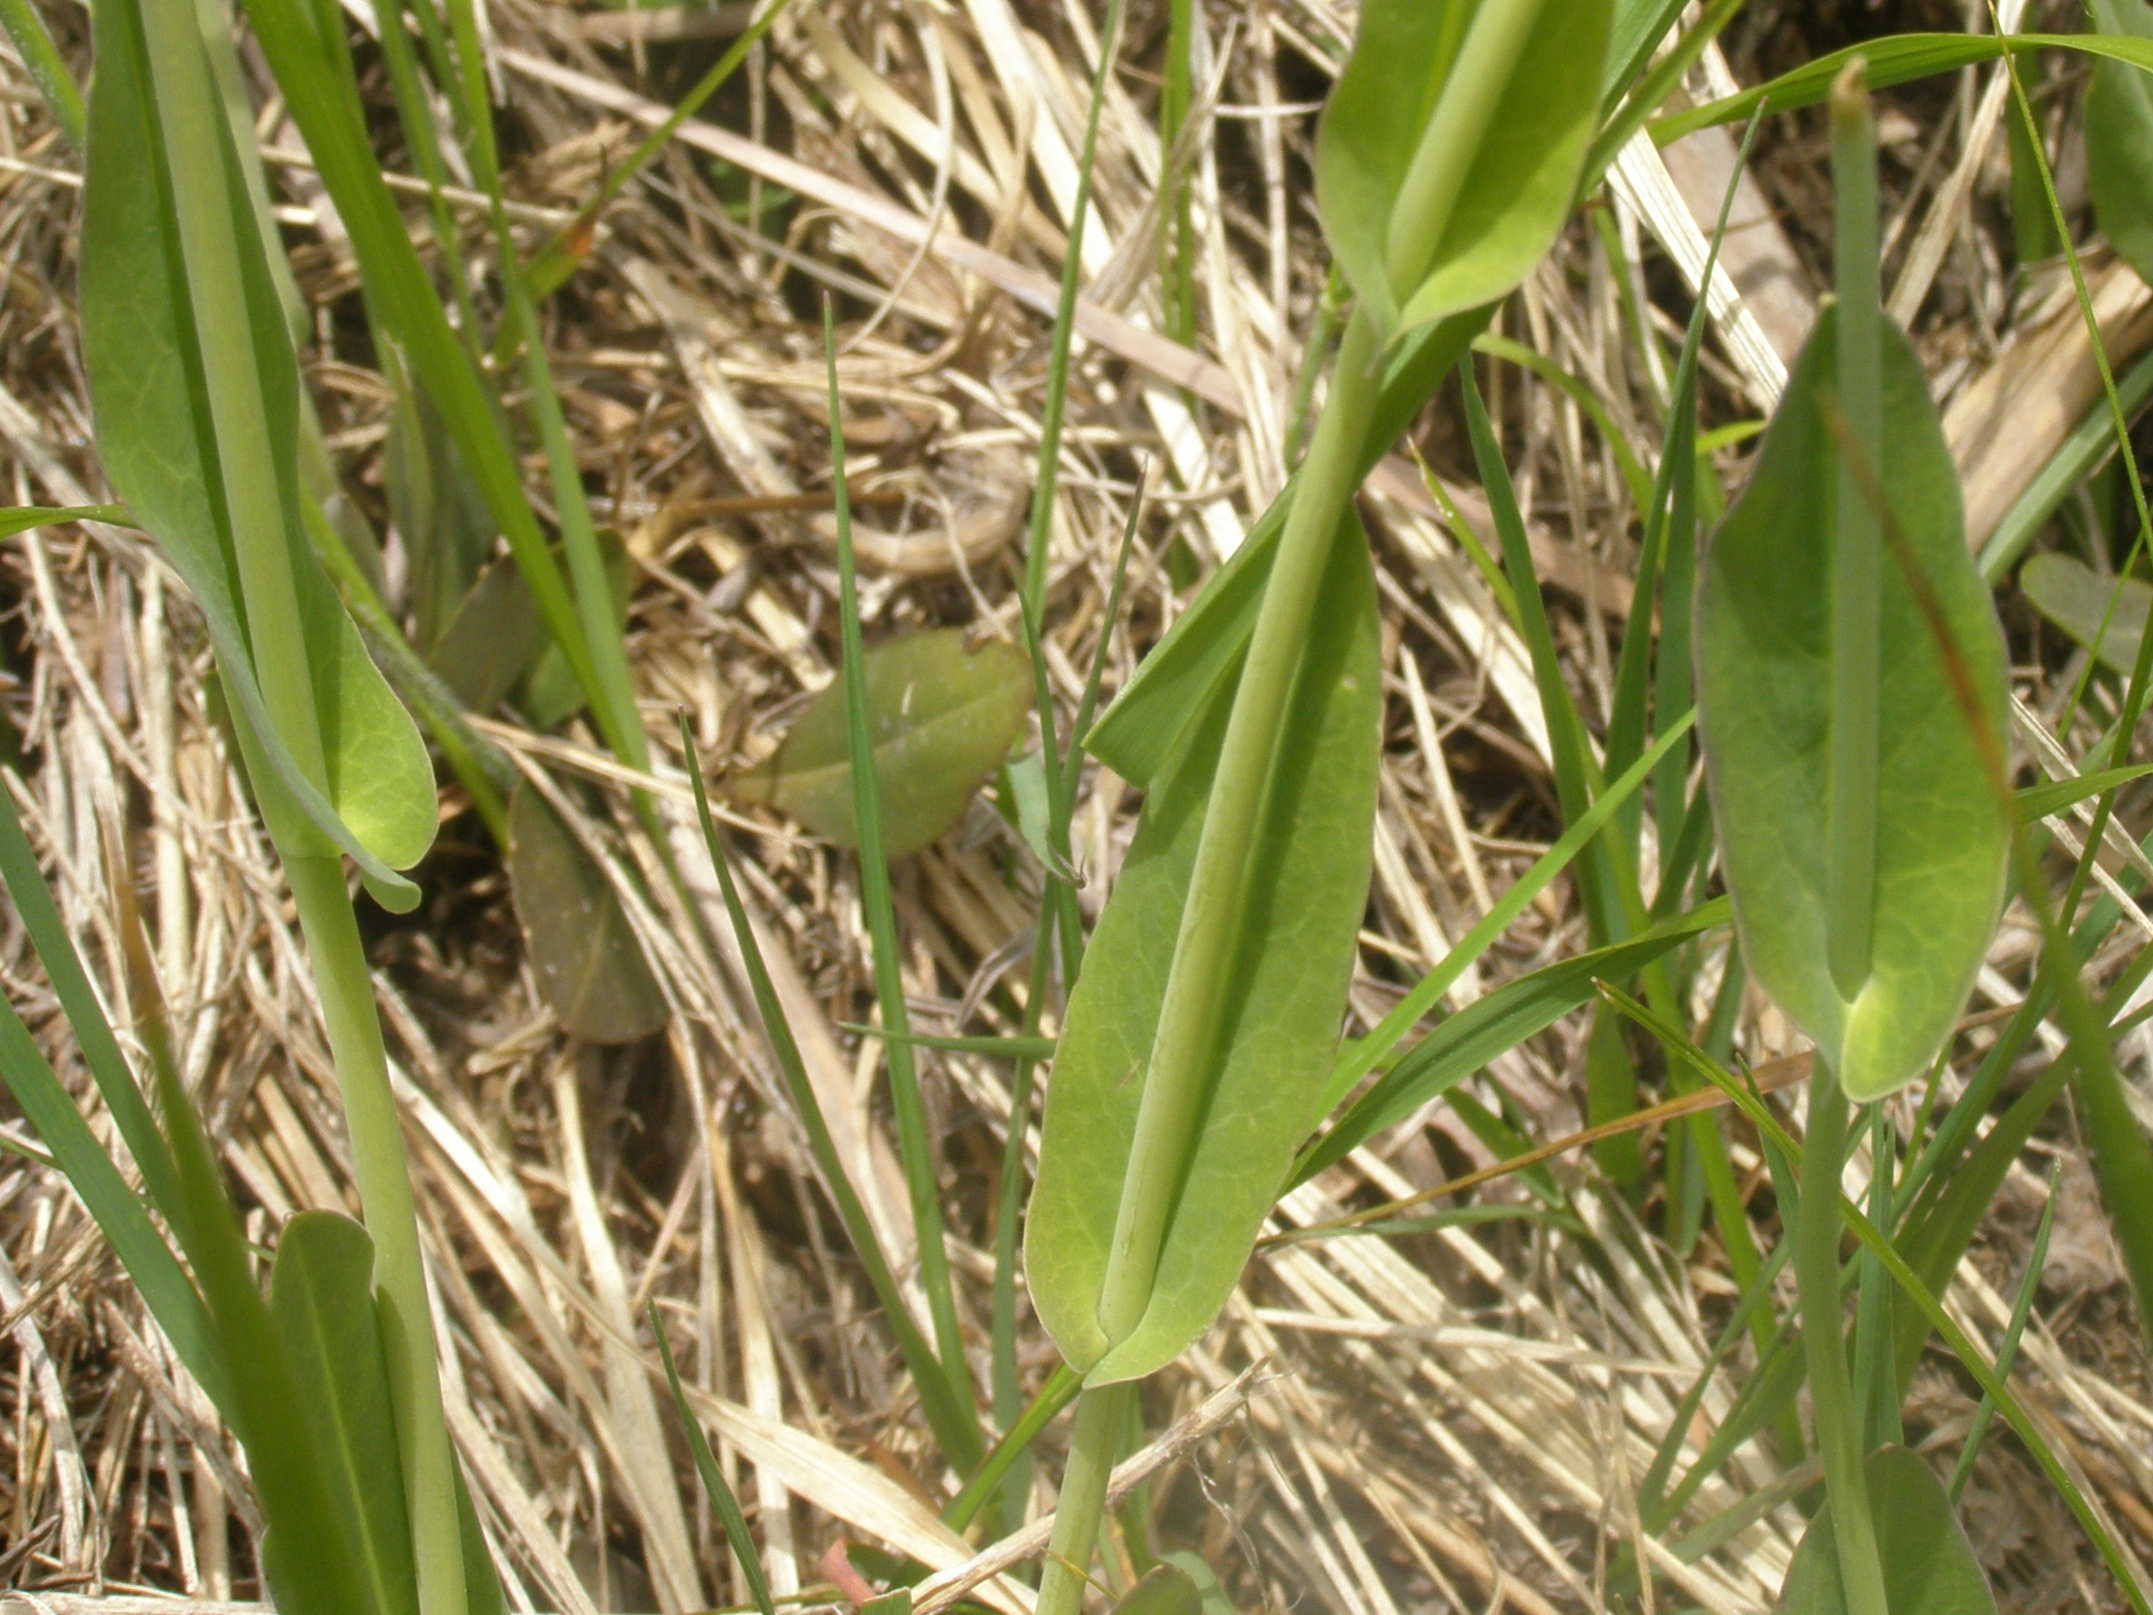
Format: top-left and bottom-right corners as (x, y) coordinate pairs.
(286, 853), (468, 1615)
(822, 307), (968, 1399)
(1094, 306), (1381, 1348)
(1796, 1065), (1887, 1615)
(1035, 1382), (1134, 1615)
(1826, 64), (1882, 1000)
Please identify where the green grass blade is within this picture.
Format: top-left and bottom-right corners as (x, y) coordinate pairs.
(0, 0), (82, 146)
(678, 715), (982, 1473)
(820, 303), (969, 1405)
(1293, 899), (1729, 1187)
(650, 1304), (776, 1615)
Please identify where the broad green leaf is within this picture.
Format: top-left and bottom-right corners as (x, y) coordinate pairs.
(1314, 0), (1611, 342)
(386, 385), (497, 655)
(147, 995), (380, 1615)
(508, 781), (668, 1044)
(2020, 551), (2150, 673)
(729, 629), (1031, 857)
(268, 1212), (422, 1615)
(512, 531), (632, 730)
(1780, 1446), (1997, 1615)
(427, 545), (567, 713)
(1111, 1567), (1202, 1615)
(2087, 1), (2153, 287)
(80, 0), (435, 906)
(1027, 529), (1381, 1384)
(1695, 307), (2009, 1101)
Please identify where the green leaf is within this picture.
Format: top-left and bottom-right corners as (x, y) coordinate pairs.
(2087, 1), (2153, 287)
(507, 781), (668, 1044)
(1314, 0), (1611, 342)
(268, 1212), (422, 1615)
(1781, 1446), (1997, 1615)
(2016, 761), (2153, 821)
(0, 504), (130, 539)
(1111, 1567), (1202, 1615)
(386, 385), (497, 656)
(2020, 551), (2150, 673)
(1086, 312), (1482, 785)
(79, 0), (435, 906)
(1653, 33), (2153, 145)
(729, 629), (1031, 857)
(1291, 901), (1728, 1187)
(1695, 307), (2009, 1102)
(1027, 529), (1381, 1384)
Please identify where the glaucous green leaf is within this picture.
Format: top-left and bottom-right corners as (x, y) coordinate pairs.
(2020, 551), (2150, 674)
(268, 1211), (421, 1615)
(729, 629), (1030, 857)
(508, 781), (668, 1044)
(1695, 307), (2009, 1101)
(80, 0), (434, 905)
(2089, 1), (2153, 286)
(1027, 530), (1380, 1385)
(1111, 1567), (1202, 1615)
(1314, 0), (1612, 343)
(1780, 1446), (1997, 1615)
(387, 386), (498, 655)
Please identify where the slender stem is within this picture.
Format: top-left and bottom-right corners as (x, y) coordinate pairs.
(288, 854), (468, 1615)
(1034, 1382), (1134, 1615)
(1797, 1065), (1887, 1615)
(1094, 308), (1382, 1348)
(1826, 63), (1882, 1000)
(823, 308), (970, 1400)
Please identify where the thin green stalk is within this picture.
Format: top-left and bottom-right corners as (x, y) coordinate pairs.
(1035, 1382), (1134, 1615)
(1796, 1067), (1887, 1615)
(1094, 307), (1382, 1347)
(287, 854), (468, 1615)
(1826, 64), (1882, 1000)
(821, 305), (968, 1399)
(679, 716), (981, 1472)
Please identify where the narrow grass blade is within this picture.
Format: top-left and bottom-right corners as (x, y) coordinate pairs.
(821, 304), (969, 1407)
(678, 715), (982, 1473)
(650, 1304), (776, 1615)
(1605, 982), (2153, 1615)
(1652, 35), (2153, 144)
(1291, 899), (1728, 1186)
(0, 504), (128, 538)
